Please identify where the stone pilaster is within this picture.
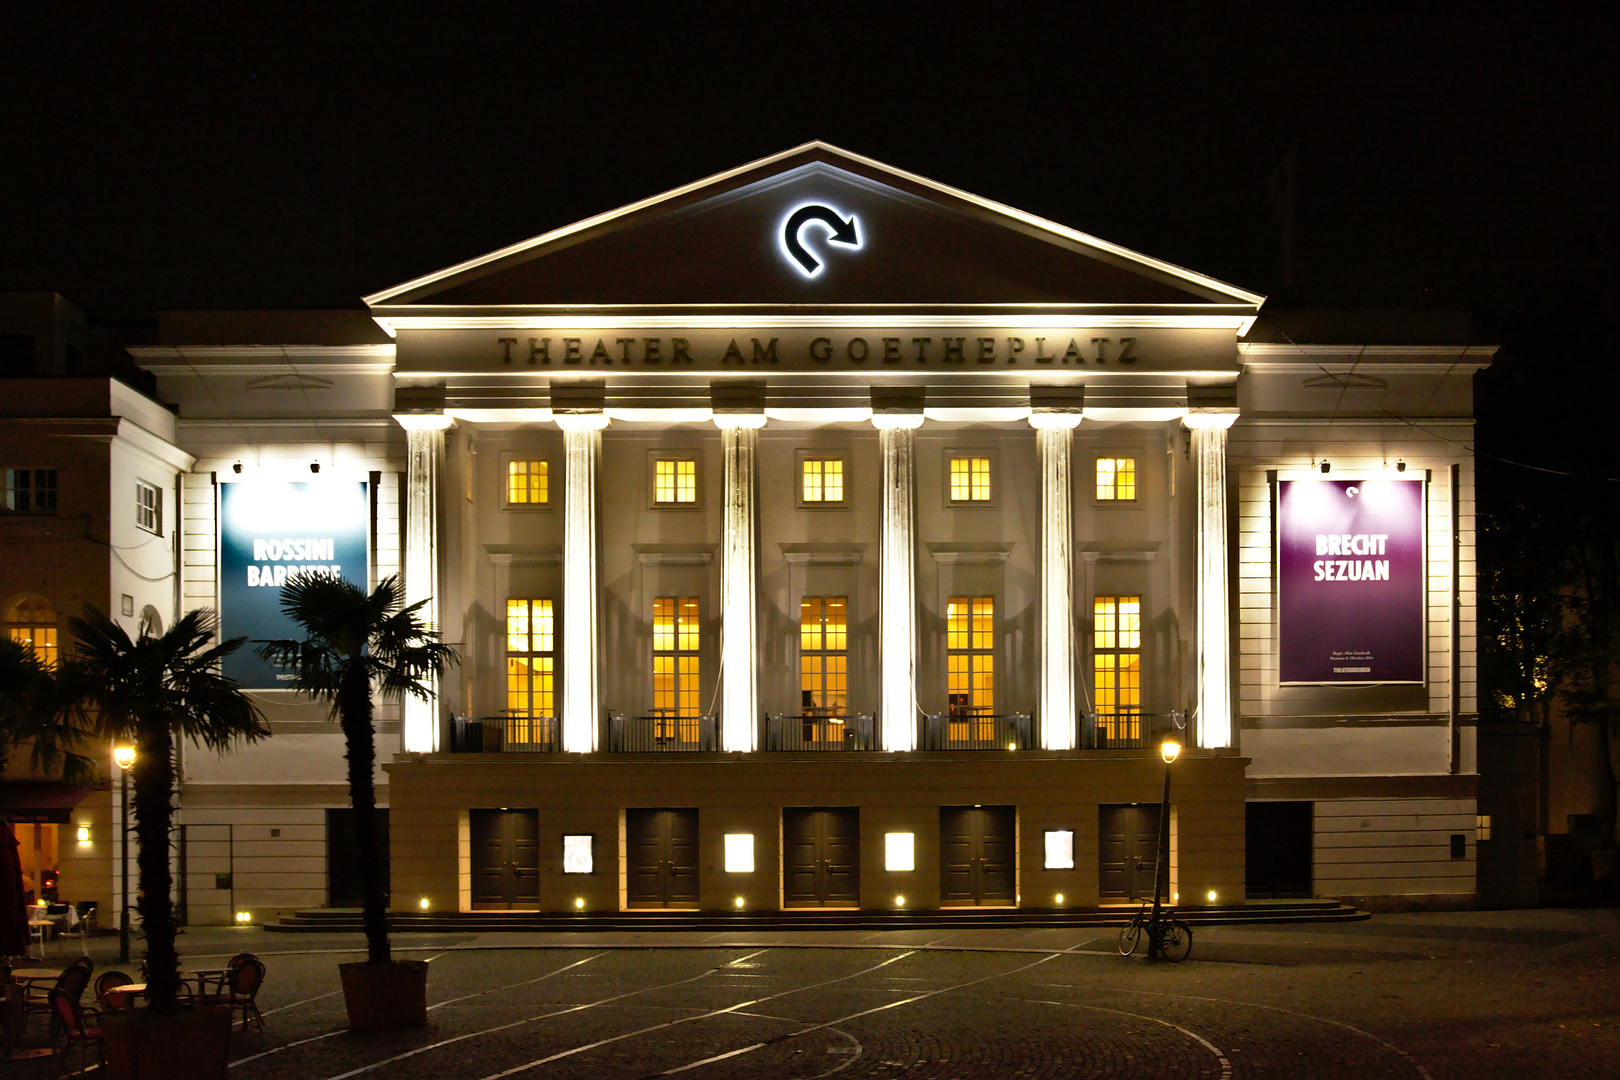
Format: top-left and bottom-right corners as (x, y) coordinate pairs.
(715, 416), (764, 751)
(1031, 413), (1081, 749)
(1184, 411), (1238, 748)
(556, 413), (608, 753)
(398, 416), (451, 753)
(874, 415), (923, 751)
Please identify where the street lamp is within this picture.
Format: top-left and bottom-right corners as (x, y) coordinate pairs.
(113, 746), (135, 963)
(1148, 737), (1180, 959)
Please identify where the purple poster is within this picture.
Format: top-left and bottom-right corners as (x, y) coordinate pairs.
(1277, 479), (1425, 684)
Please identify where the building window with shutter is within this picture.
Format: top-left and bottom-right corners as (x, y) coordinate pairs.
(136, 479), (162, 534)
(1094, 595), (1142, 742)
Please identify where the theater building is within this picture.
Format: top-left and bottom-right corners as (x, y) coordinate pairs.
(12, 144), (1490, 921)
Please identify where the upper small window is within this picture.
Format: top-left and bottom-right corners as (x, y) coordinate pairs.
(136, 479), (162, 534)
(1096, 457), (1137, 502)
(653, 457), (698, 505)
(3, 468), (57, 513)
(506, 459), (550, 507)
(799, 455), (846, 507)
(947, 454), (993, 505)
(4, 595), (58, 669)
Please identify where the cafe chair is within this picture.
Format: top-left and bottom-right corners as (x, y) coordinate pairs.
(26, 957), (92, 1037)
(48, 987), (103, 1079)
(58, 903), (95, 956)
(94, 971), (134, 1011)
(219, 956), (265, 1035)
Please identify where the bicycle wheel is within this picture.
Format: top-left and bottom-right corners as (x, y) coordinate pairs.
(1117, 918), (1143, 956)
(1161, 920), (1193, 962)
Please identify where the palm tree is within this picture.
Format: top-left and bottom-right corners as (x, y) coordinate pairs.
(0, 636), (95, 791)
(257, 574), (455, 966)
(56, 608), (266, 1014)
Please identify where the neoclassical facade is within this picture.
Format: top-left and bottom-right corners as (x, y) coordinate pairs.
(13, 144), (1489, 921)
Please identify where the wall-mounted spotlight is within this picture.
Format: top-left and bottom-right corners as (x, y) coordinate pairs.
(1319, 460), (1331, 474)
(232, 462), (243, 474)
(309, 462), (321, 474)
(1395, 460), (1407, 473)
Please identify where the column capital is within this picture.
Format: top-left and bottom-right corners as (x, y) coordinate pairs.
(871, 413), (924, 431)
(1182, 409), (1239, 431)
(712, 412), (767, 430)
(394, 412), (453, 432)
(1028, 411), (1082, 431)
(554, 411), (610, 432)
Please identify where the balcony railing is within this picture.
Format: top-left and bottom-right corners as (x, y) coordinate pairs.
(451, 715), (561, 753)
(919, 709), (1036, 751)
(765, 712), (878, 751)
(607, 711), (719, 752)
(1079, 710), (1186, 750)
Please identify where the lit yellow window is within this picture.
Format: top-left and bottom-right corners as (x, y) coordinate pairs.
(946, 596), (994, 738)
(799, 597), (848, 711)
(505, 599), (556, 737)
(4, 596), (58, 669)
(949, 456), (992, 502)
(653, 597), (702, 723)
(1096, 457), (1136, 501)
(654, 458), (697, 504)
(1093, 596), (1142, 741)
(507, 460), (548, 505)
(802, 458), (845, 503)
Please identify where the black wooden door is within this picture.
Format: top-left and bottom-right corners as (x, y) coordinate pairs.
(1098, 804), (1161, 901)
(327, 808), (389, 908)
(783, 808), (860, 906)
(470, 810), (540, 909)
(939, 806), (1017, 905)
(1246, 801), (1314, 899)
(626, 808), (700, 908)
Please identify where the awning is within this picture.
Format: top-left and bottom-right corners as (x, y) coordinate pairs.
(0, 784), (92, 824)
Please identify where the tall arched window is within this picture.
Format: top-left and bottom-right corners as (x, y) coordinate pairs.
(4, 595), (59, 669)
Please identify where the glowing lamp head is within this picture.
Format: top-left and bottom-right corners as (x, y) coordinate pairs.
(1054, 893), (1065, 905)
(235, 911), (251, 924)
(76, 826), (91, 844)
(114, 746), (136, 770)
(894, 894), (906, 908)
(1160, 738), (1182, 764)
(419, 897), (430, 910)
(574, 897), (585, 910)
(734, 896), (745, 909)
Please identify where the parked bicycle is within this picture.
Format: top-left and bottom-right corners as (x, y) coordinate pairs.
(1117, 900), (1193, 962)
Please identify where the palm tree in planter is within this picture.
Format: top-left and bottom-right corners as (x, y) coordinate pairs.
(56, 607), (266, 1075)
(257, 573), (455, 1032)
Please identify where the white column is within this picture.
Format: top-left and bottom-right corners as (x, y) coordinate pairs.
(1184, 411), (1238, 748)
(1031, 413), (1081, 749)
(557, 413), (609, 753)
(874, 415), (923, 751)
(715, 415), (765, 751)
(397, 415), (451, 753)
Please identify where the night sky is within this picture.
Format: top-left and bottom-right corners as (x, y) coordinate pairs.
(3, 6), (1616, 327)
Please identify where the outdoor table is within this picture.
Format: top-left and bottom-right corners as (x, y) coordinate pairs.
(103, 982), (147, 1008)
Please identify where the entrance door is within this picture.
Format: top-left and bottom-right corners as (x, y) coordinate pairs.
(1098, 804), (1161, 901)
(470, 810), (540, 909)
(1246, 801), (1313, 899)
(626, 808), (699, 908)
(327, 809), (390, 908)
(939, 806), (1016, 906)
(783, 808), (860, 907)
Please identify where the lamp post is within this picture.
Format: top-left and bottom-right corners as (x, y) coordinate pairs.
(113, 745), (135, 963)
(1148, 736), (1180, 959)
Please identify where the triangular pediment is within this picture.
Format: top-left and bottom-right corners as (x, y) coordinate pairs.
(366, 143), (1262, 315)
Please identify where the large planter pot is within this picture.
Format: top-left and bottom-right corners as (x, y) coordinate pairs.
(102, 1005), (233, 1080)
(339, 959), (429, 1031)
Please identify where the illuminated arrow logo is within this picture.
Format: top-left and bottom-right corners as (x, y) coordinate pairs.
(780, 203), (862, 277)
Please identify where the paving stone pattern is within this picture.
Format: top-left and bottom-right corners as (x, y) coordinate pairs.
(11, 909), (1618, 1078)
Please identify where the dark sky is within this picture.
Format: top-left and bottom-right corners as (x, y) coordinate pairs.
(3, 5), (1616, 325)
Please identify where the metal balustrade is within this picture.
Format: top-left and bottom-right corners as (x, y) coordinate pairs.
(919, 710), (1036, 751)
(765, 712), (878, 751)
(1080, 710), (1187, 750)
(607, 711), (719, 752)
(450, 715), (561, 753)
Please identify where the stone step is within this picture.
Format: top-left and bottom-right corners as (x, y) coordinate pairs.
(267, 899), (1367, 933)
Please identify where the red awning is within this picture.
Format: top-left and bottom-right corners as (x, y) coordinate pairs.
(0, 784), (91, 824)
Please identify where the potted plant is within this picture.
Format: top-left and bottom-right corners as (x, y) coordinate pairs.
(57, 608), (267, 1078)
(258, 573), (455, 1032)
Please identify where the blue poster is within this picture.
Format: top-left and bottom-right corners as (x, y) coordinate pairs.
(218, 481), (370, 688)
